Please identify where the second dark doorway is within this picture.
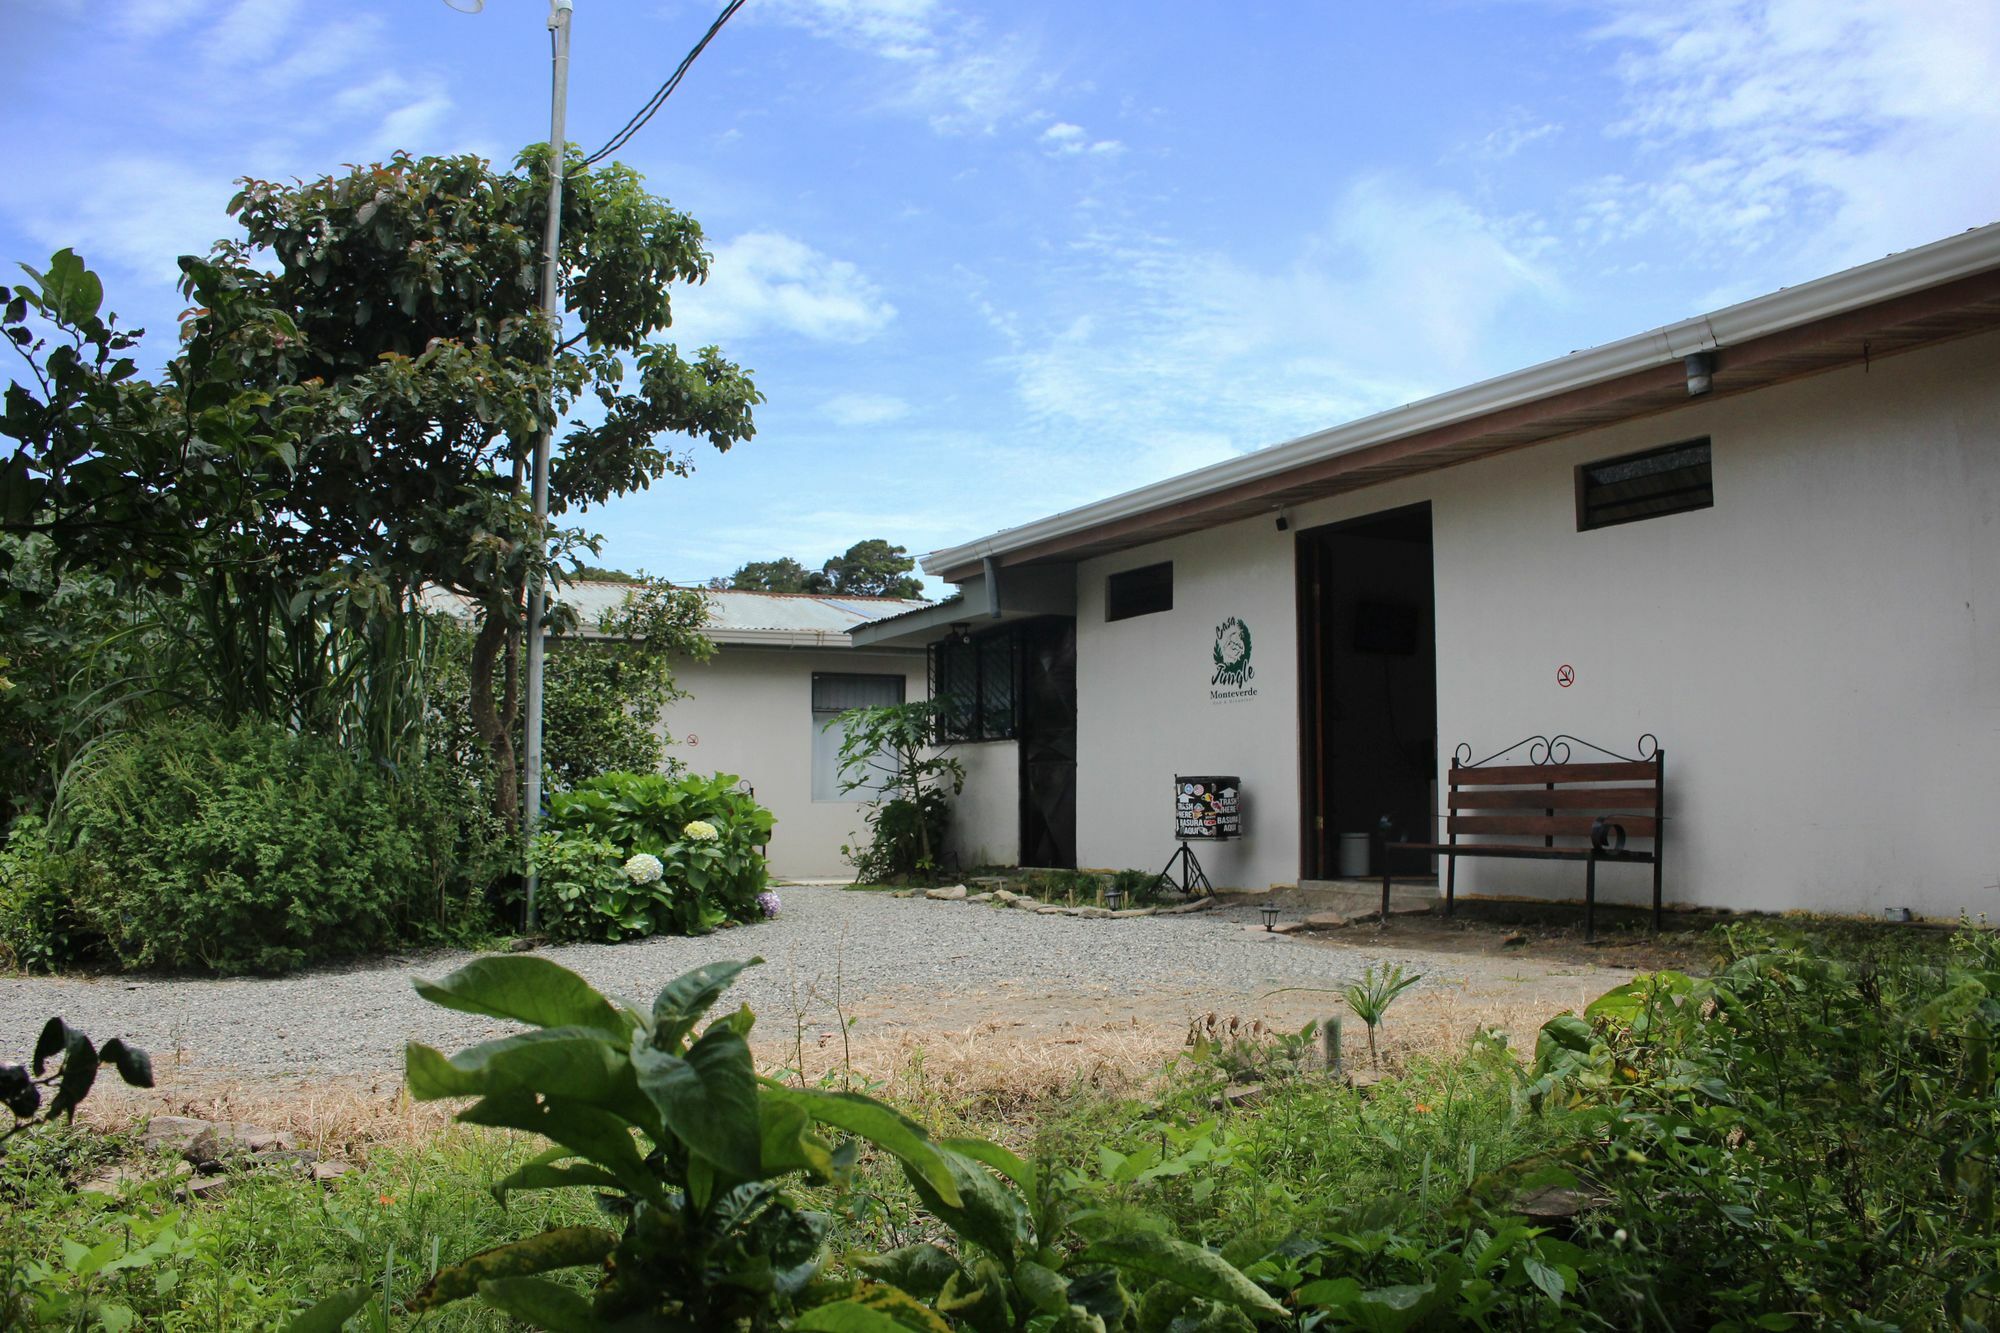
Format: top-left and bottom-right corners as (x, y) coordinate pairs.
(1296, 504), (1438, 881)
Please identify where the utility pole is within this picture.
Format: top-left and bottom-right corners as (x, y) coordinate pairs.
(521, 0), (573, 930)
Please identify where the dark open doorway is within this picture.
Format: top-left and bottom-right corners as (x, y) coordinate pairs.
(1296, 504), (1438, 880)
(1017, 617), (1077, 868)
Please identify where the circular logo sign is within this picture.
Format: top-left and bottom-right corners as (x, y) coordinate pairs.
(1212, 616), (1254, 689)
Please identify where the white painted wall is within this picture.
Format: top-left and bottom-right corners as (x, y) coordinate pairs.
(946, 740), (1020, 869)
(664, 646), (927, 879)
(966, 330), (2000, 918)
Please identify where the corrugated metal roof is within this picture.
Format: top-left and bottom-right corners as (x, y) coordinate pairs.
(420, 583), (932, 646)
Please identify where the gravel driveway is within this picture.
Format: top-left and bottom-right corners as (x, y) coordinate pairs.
(0, 888), (1400, 1082)
(3, 880), (1624, 1080)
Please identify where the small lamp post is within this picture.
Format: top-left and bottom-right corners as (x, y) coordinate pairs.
(1105, 884), (1126, 912)
(1260, 903), (1281, 931)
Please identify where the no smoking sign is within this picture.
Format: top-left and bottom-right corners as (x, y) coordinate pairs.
(1556, 664), (1576, 689)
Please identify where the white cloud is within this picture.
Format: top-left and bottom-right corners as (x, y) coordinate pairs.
(673, 232), (897, 344)
(760, 0), (1050, 133)
(14, 155), (233, 283)
(200, 0), (303, 67)
(822, 392), (912, 426)
(998, 176), (1557, 496)
(373, 93), (455, 155)
(1582, 0), (2000, 266)
(1040, 121), (1122, 157)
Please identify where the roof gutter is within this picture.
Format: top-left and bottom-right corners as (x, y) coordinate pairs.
(921, 223), (2000, 577)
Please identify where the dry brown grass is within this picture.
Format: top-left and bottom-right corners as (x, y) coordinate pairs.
(61, 977), (1592, 1157)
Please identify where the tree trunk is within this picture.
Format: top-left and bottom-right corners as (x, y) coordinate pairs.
(468, 604), (520, 824)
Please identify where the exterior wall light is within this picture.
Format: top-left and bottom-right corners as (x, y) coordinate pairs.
(1684, 351), (1716, 397)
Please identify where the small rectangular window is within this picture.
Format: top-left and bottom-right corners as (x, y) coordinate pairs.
(811, 672), (905, 801)
(1106, 562), (1173, 622)
(1577, 438), (1713, 531)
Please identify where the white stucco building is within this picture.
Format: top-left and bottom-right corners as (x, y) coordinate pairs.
(510, 584), (930, 880)
(856, 225), (2000, 920)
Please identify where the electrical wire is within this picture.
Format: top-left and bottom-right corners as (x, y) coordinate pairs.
(578, 0), (747, 167)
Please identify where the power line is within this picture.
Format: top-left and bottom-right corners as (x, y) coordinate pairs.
(579, 0), (747, 167)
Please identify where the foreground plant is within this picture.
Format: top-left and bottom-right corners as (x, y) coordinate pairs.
(290, 955), (1288, 1331)
(2, 1018), (152, 1154)
(1345, 963), (1422, 1068)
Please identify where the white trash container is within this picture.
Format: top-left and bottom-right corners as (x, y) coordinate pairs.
(1336, 832), (1371, 878)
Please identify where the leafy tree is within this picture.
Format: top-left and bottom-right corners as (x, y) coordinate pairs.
(3, 152), (762, 826)
(821, 537), (924, 598)
(172, 147), (761, 820)
(728, 555), (822, 593)
(728, 539), (925, 598)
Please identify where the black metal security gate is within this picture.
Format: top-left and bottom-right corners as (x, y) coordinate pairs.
(1016, 617), (1077, 868)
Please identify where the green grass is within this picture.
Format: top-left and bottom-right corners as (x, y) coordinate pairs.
(0, 1125), (598, 1329)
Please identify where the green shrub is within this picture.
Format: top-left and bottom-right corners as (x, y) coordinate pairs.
(535, 770), (774, 941)
(57, 718), (504, 975)
(0, 816), (94, 972)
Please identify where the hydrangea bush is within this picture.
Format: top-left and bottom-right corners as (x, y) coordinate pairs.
(529, 771), (775, 942)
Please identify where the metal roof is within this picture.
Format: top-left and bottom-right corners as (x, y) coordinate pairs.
(423, 583), (932, 650)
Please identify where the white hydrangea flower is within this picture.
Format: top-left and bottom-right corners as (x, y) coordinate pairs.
(682, 820), (719, 842)
(623, 852), (664, 884)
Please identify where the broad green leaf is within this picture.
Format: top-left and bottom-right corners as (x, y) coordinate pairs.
(476, 1276), (605, 1331)
(759, 1091), (835, 1179)
(631, 1024), (761, 1180)
(651, 957), (763, 1049)
(406, 1226), (617, 1311)
(281, 1286), (374, 1333)
(32, 1017), (74, 1075)
(456, 1089), (659, 1203)
(1017, 1259), (1070, 1315)
(1296, 1276), (1363, 1307)
(944, 1136), (1036, 1199)
(795, 1283), (954, 1333)
(1522, 1253), (1567, 1303)
(95, 1038), (154, 1090)
(853, 1244), (964, 1300)
(404, 1029), (632, 1106)
(1081, 1234), (1285, 1320)
(414, 957), (634, 1037)
(769, 1085), (961, 1208)
(41, 249), (103, 324)
(902, 1144), (1025, 1265)
(1536, 1014), (1595, 1058)
(491, 1150), (625, 1205)
(46, 1030), (99, 1121)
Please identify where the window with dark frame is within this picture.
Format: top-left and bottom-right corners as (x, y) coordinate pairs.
(810, 672), (905, 801)
(1576, 437), (1714, 531)
(1105, 561), (1173, 621)
(928, 629), (1018, 742)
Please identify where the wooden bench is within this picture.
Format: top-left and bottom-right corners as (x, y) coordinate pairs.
(1382, 734), (1664, 941)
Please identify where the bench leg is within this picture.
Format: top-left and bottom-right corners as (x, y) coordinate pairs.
(1445, 855), (1456, 918)
(1379, 871), (1391, 932)
(1584, 855), (1597, 944)
(1651, 856), (1663, 936)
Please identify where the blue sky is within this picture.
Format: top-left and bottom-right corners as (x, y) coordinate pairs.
(6, 0), (1998, 590)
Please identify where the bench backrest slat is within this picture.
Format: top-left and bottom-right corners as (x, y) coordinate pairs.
(1444, 752), (1662, 847)
(1451, 760), (1657, 785)
(1450, 786), (1658, 811)
(1448, 813), (1660, 839)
